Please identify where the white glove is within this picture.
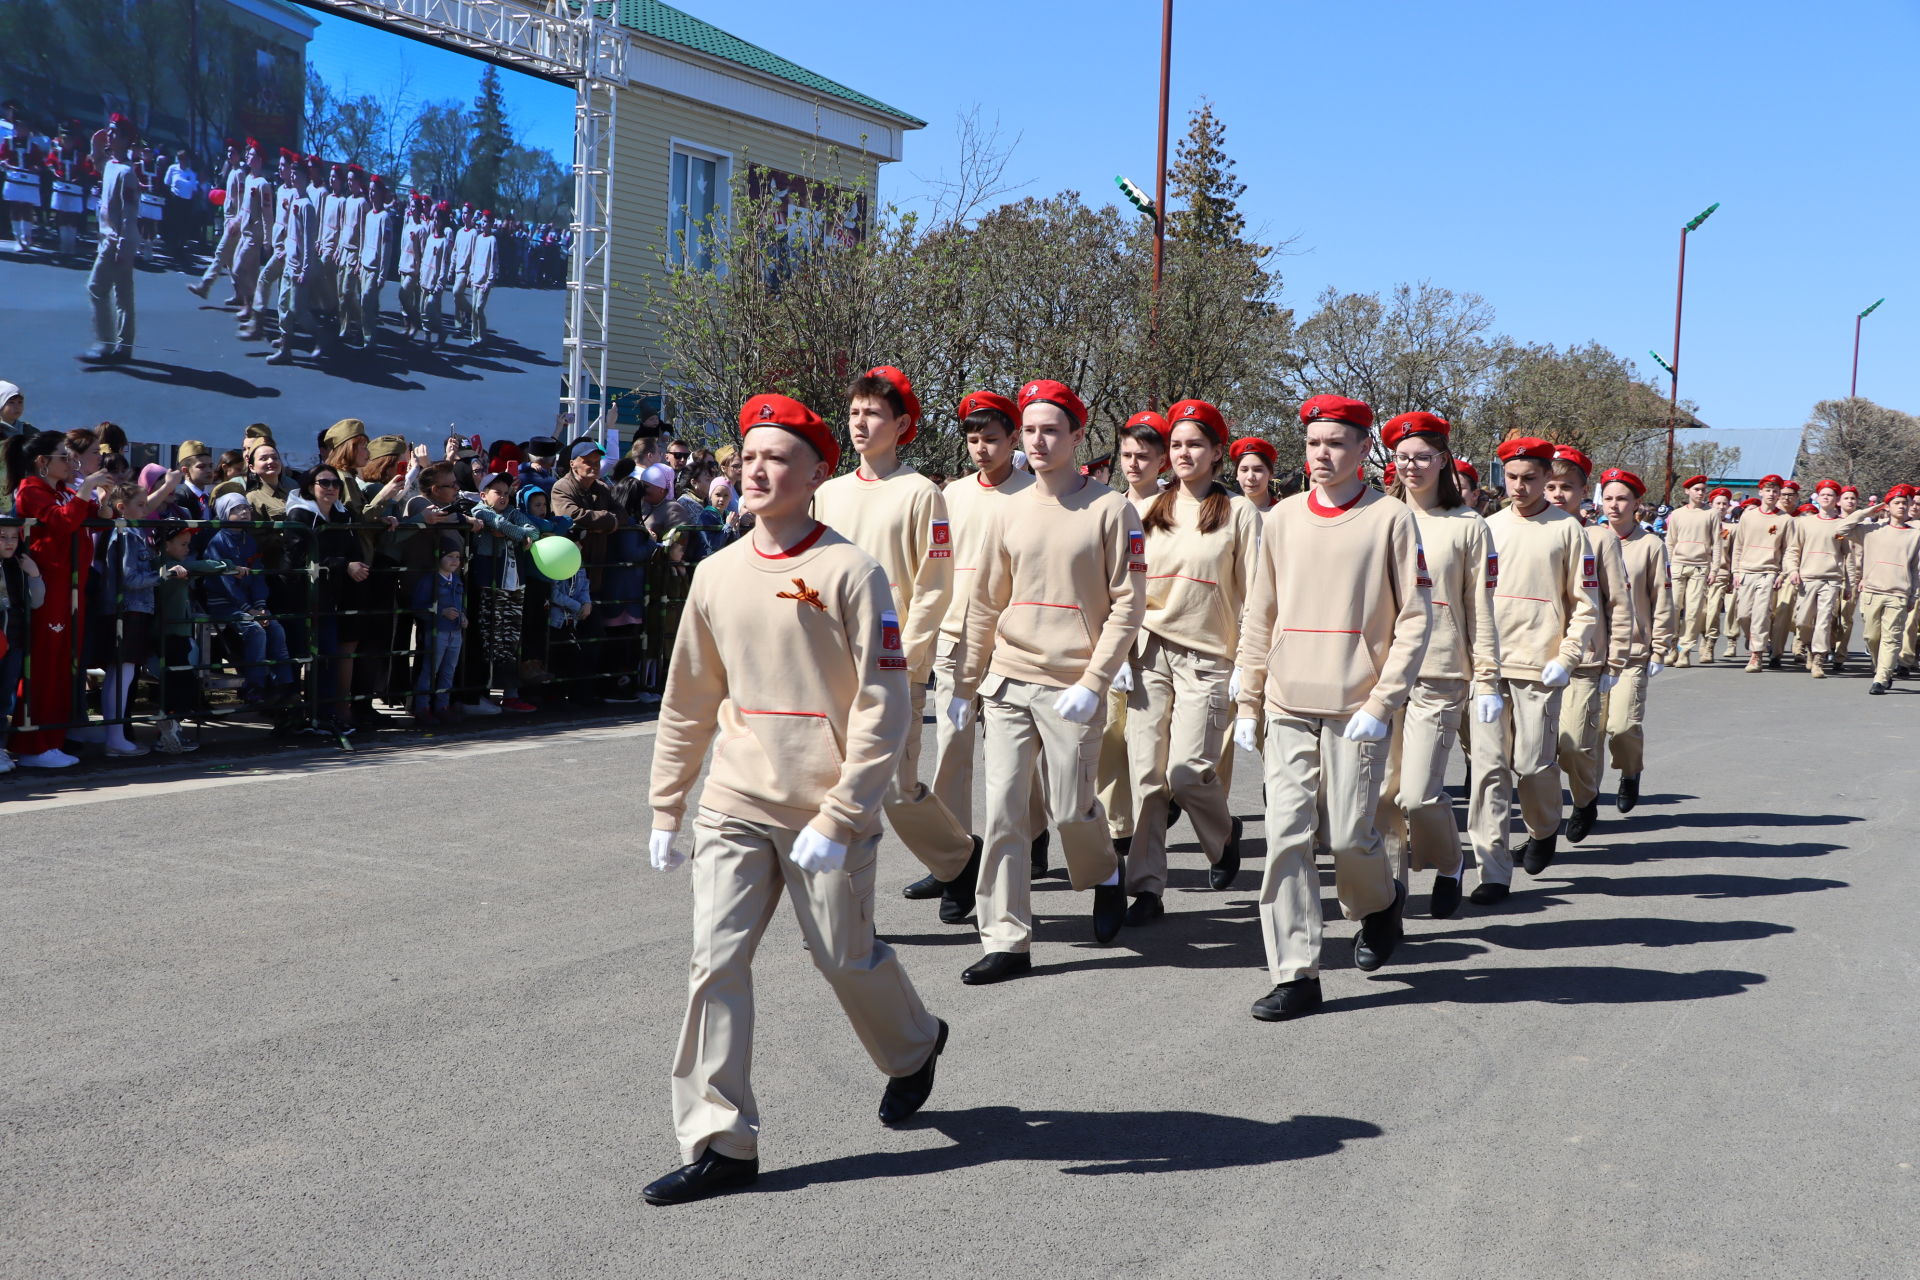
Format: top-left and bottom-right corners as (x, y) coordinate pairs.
(946, 696), (974, 732)
(1648, 661), (1665, 678)
(1475, 692), (1504, 724)
(1228, 667), (1243, 702)
(1540, 659), (1572, 688)
(1233, 717), (1258, 753)
(1111, 662), (1134, 694)
(1341, 710), (1390, 742)
(1600, 672), (1620, 693)
(649, 829), (686, 872)
(1053, 684), (1100, 724)
(789, 825), (848, 874)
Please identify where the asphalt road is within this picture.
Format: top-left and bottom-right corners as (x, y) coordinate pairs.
(3, 659), (1916, 1278)
(0, 246), (565, 449)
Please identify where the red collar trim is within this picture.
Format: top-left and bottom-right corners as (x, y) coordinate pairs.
(753, 521), (826, 560)
(1306, 487), (1367, 518)
(975, 469), (1014, 489)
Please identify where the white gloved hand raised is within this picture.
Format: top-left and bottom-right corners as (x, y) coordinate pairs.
(1228, 667), (1243, 702)
(789, 825), (848, 874)
(1600, 672), (1620, 693)
(946, 696), (974, 732)
(1233, 717), (1259, 753)
(1476, 692), (1504, 724)
(1540, 659), (1572, 688)
(649, 828), (686, 871)
(1052, 684), (1100, 724)
(1341, 710), (1390, 742)
(1111, 662), (1134, 694)
(1648, 661), (1665, 678)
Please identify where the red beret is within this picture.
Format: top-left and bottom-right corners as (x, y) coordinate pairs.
(1680, 475), (1708, 489)
(956, 390), (1017, 424)
(862, 365), (922, 444)
(1741, 496), (1761, 507)
(1166, 398), (1228, 445)
(278, 147), (298, 161)
(1814, 478), (1840, 494)
(306, 153), (322, 166)
(1840, 484), (1860, 496)
(1782, 480), (1802, 492)
(1380, 411), (1450, 451)
(1551, 444), (1593, 477)
(1298, 394), (1374, 431)
(1230, 436), (1277, 465)
(1757, 474), (1784, 488)
(1019, 379), (1087, 429)
(1496, 436), (1555, 463)
(1454, 458), (1480, 486)
(1598, 466), (1645, 497)
(1887, 484), (1917, 499)
(1125, 409), (1170, 440)
(1708, 487), (1732, 501)
(245, 136), (260, 149)
(740, 393), (838, 472)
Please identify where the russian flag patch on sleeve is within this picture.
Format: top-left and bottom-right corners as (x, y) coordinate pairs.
(1128, 529), (1147, 573)
(878, 610), (907, 669)
(1582, 552), (1598, 590)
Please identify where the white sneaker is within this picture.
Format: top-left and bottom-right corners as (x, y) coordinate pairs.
(0, 752), (14, 773)
(18, 748), (79, 769)
(459, 699), (503, 716)
(156, 721), (199, 754)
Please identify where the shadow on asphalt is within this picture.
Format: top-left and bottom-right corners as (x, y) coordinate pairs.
(1322, 964), (1767, 1013)
(763, 1108), (1383, 1189)
(1573, 839), (1846, 864)
(81, 355), (281, 398)
(1605, 809), (1864, 833)
(1547, 873), (1848, 900)
(1431, 916), (1794, 951)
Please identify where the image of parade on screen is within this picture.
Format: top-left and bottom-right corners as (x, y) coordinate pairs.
(0, 0), (572, 437)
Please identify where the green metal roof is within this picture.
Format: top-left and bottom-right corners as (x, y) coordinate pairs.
(611, 1), (925, 127)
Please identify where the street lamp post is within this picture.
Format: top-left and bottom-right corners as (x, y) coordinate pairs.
(1662, 201), (1719, 502)
(1149, 0), (1173, 408)
(1851, 297), (1885, 399)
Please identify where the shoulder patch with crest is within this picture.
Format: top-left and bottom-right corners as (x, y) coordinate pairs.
(1486, 549), (1500, 589)
(1581, 552), (1598, 590)
(1127, 528), (1147, 574)
(929, 517), (951, 558)
(878, 609), (906, 669)
(1415, 545), (1432, 590)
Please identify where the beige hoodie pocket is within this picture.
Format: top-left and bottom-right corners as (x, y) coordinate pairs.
(1000, 600), (1092, 668)
(718, 711), (845, 812)
(1270, 628), (1376, 713)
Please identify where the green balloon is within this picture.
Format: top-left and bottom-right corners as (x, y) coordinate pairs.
(530, 535), (582, 581)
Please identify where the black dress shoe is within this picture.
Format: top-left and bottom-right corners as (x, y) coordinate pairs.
(938, 836), (983, 925)
(1092, 881), (1126, 944)
(1166, 800), (1183, 832)
(1429, 874), (1462, 919)
(642, 1150), (760, 1206)
(1616, 774), (1641, 813)
(1522, 833), (1557, 876)
(902, 871), (942, 900)
(1469, 881), (1510, 905)
(1030, 829), (1051, 880)
(1352, 881), (1406, 971)
(1124, 891), (1163, 926)
(879, 1019), (948, 1126)
(961, 951), (1031, 985)
(1869, 681), (1887, 695)
(1251, 977), (1323, 1022)
(1209, 816), (1243, 890)
(1113, 835), (1132, 858)
(1567, 801), (1598, 844)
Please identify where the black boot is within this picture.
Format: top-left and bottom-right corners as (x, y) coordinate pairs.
(642, 1149), (760, 1206)
(1353, 881), (1406, 971)
(1522, 832), (1558, 876)
(1567, 801), (1598, 844)
(1209, 816), (1243, 890)
(902, 871), (942, 900)
(938, 836), (983, 925)
(1030, 829), (1051, 880)
(961, 951), (1031, 985)
(1616, 774), (1641, 813)
(1092, 877), (1126, 945)
(1429, 874), (1462, 919)
(1124, 891), (1164, 926)
(878, 1020), (948, 1126)
(1251, 977), (1323, 1022)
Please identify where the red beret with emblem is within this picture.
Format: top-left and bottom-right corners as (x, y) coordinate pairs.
(1230, 436), (1277, 465)
(1454, 458), (1480, 486)
(1680, 475), (1708, 489)
(740, 393), (838, 472)
(1782, 479), (1801, 491)
(1709, 487), (1732, 501)
(1887, 484), (1917, 499)
(861, 365), (922, 445)
(1298, 394), (1374, 431)
(1166, 398), (1228, 445)
(1598, 466), (1645, 497)
(1496, 436), (1555, 463)
(1840, 484), (1860, 496)
(956, 390), (1017, 426)
(1757, 474), (1785, 488)
(1796, 502), (1816, 514)
(1125, 409), (1170, 441)
(1814, 478), (1841, 494)
(1019, 379), (1088, 429)
(1380, 411), (1450, 451)
(1551, 444), (1593, 477)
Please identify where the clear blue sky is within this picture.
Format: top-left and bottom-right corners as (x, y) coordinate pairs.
(680, 0), (1918, 432)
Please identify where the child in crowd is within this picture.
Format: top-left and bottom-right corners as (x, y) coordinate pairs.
(514, 484), (572, 691)
(410, 547), (467, 722)
(153, 521), (246, 754)
(469, 471), (538, 712)
(0, 515), (47, 774)
(95, 479), (180, 756)
(545, 547), (592, 702)
(204, 491), (296, 706)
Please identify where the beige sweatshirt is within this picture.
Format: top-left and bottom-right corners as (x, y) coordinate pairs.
(1784, 511), (1870, 584)
(1612, 524), (1675, 663)
(1483, 502), (1600, 679)
(957, 477), (1146, 697)
(1410, 503), (1500, 694)
(648, 526), (911, 844)
(1666, 504), (1723, 570)
(1732, 504), (1797, 574)
(1140, 487), (1262, 659)
(938, 466), (1034, 644)
(1577, 523), (1633, 675)
(1234, 488), (1432, 723)
(814, 462), (953, 679)
(1857, 523), (1920, 600)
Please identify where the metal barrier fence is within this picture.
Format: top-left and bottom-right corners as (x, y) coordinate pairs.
(2, 516), (700, 750)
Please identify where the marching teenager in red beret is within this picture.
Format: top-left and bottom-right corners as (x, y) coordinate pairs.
(948, 379), (1147, 982)
(1472, 437), (1599, 900)
(1544, 445), (1632, 846)
(1858, 486), (1920, 693)
(1835, 484), (1870, 665)
(1667, 476), (1721, 666)
(1230, 436), (1278, 516)
(644, 394), (949, 1206)
(1100, 410), (1174, 856)
(1595, 469), (1674, 812)
(1118, 399), (1259, 924)
(1377, 413), (1500, 920)
(1731, 476), (1798, 672)
(1766, 481), (1809, 660)
(1783, 479), (1879, 678)
(1233, 394), (1432, 1021)
(813, 367), (981, 925)
(1701, 487), (1739, 657)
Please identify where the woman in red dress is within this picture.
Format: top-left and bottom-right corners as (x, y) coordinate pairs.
(7, 429), (114, 767)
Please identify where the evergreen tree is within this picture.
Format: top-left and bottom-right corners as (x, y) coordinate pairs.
(466, 64), (512, 208)
(1167, 99), (1249, 246)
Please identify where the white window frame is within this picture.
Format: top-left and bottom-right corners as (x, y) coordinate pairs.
(666, 138), (733, 271)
